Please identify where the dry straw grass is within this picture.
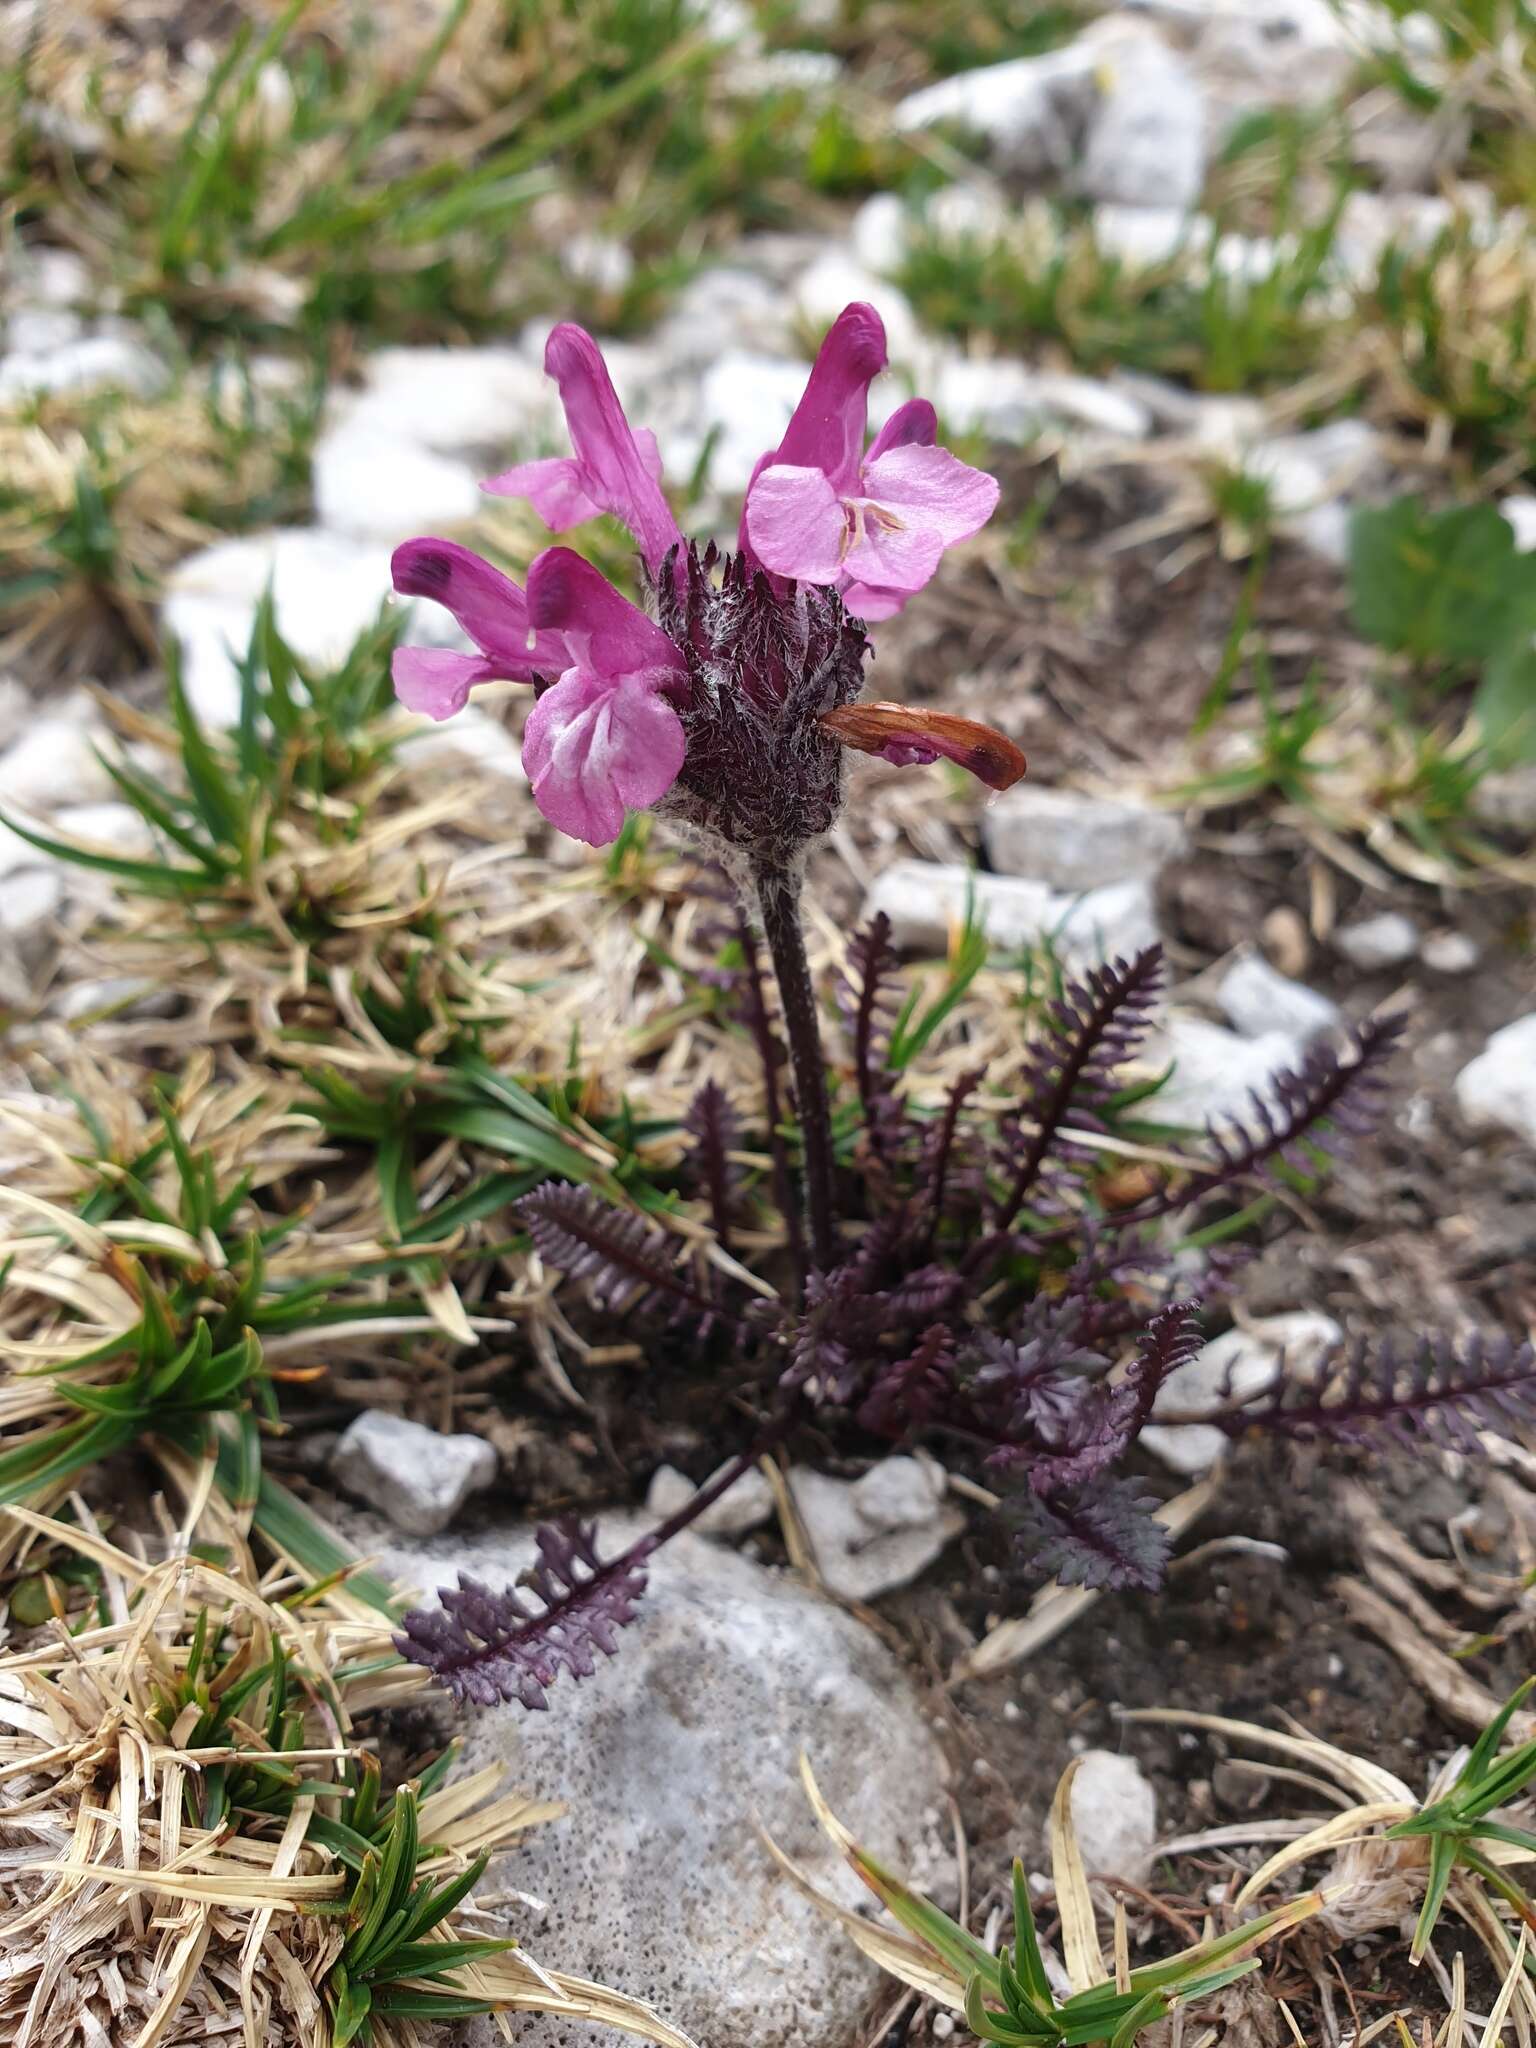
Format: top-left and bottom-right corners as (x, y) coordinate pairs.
(0, 1472), (696, 2048)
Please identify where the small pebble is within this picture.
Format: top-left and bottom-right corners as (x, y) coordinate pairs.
(1421, 929), (1479, 975)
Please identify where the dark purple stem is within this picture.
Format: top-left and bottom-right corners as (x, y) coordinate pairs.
(629, 1422), (789, 1564)
(752, 865), (839, 1275)
(735, 905), (807, 1287)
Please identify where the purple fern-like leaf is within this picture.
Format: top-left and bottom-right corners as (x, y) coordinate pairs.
(1012, 1476), (1171, 1592)
(1123, 1012), (1405, 1223)
(978, 1301), (1203, 1491)
(395, 1517), (648, 1709)
(841, 913), (910, 1161)
(858, 1324), (957, 1438)
(992, 945), (1166, 1234)
(516, 1181), (714, 1315)
(685, 1079), (743, 1251)
(1220, 1330), (1536, 1454)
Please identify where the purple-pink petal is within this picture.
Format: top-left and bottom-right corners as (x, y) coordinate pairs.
(528, 325), (681, 574)
(478, 454), (603, 530)
(481, 431), (666, 531)
(866, 397), (938, 463)
(390, 538), (567, 677)
(391, 647), (499, 722)
(862, 442), (1000, 544)
(522, 666), (686, 847)
(840, 516), (944, 594)
(525, 547), (688, 692)
(769, 302), (888, 495)
(742, 465), (847, 584)
(839, 579), (911, 622)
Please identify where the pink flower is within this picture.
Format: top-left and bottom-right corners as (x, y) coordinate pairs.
(389, 308), (1015, 858)
(743, 304), (998, 619)
(522, 549), (688, 847)
(482, 325), (682, 577)
(390, 538), (688, 848)
(390, 538), (570, 720)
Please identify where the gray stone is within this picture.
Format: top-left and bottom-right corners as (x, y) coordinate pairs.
(52, 975), (177, 1022)
(1455, 1014), (1536, 1146)
(0, 332), (167, 403)
(1333, 911), (1419, 971)
(1153, 1314), (1337, 1422)
(899, 20), (1205, 204)
(336, 345), (557, 456)
(1217, 950), (1341, 1042)
(645, 1459), (776, 1537)
(1244, 418), (1382, 518)
(1092, 203), (1194, 267)
(563, 233), (636, 295)
(312, 424), (481, 543)
(1177, 0), (1368, 136)
(50, 802), (157, 858)
(0, 867), (63, 971)
(1078, 30), (1206, 209)
(331, 1411), (496, 1537)
(850, 193), (909, 273)
(790, 1456), (964, 1602)
(396, 706), (526, 783)
(652, 268), (796, 365)
(982, 785), (1186, 890)
(1136, 1418), (1229, 1476)
(1289, 499), (1351, 566)
(1472, 764), (1536, 834)
(928, 353), (1154, 448)
(1420, 929), (1479, 976)
(0, 703), (113, 811)
(360, 1516), (951, 2048)
(1331, 188), (1460, 284)
(679, 352), (817, 492)
(1501, 495), (1536, 553)
(5, 306), (85, 355)
(923, 181), (1013, 247)
(893, 41), (1100, 179)
(1069, 1751), (1156, 1883)
(17, 246), (94, 310)
(1149, 1011), (1305, 1130)
(864, 861), (1158, 968)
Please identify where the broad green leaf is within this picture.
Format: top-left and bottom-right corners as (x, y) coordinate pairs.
(1475, 638), (1536, 763)
(1348, 498), (1536, 664)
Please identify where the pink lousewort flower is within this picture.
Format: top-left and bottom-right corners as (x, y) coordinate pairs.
(391, 308), (1017, 852)
(481, 324), (681, 577)
(742, 304), (999, 620)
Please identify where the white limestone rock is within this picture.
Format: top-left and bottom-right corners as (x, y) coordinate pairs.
(1142, 1312), (1340, 1476)
(0, 701), (114, 812)
(1149, 1011), (1305, 1130)
(337, 346), (558, 456)
(645, 1459), (776, 1538)
(790, 1457), (964, 1603)
(1454, 1015), (1536, 1147)
(1333, 911), (1419, 971)
(312, 425), (481, 543)
(1069, 1751), (1156, 1883)
(1217, 950), (1341, 1042)
(163, 529), (463, 728)
(864, 861), (1158, 968)
(0, 332), (168, 403)
(331, 1411), (496, 1538)
(982, 785), (1186, 889)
